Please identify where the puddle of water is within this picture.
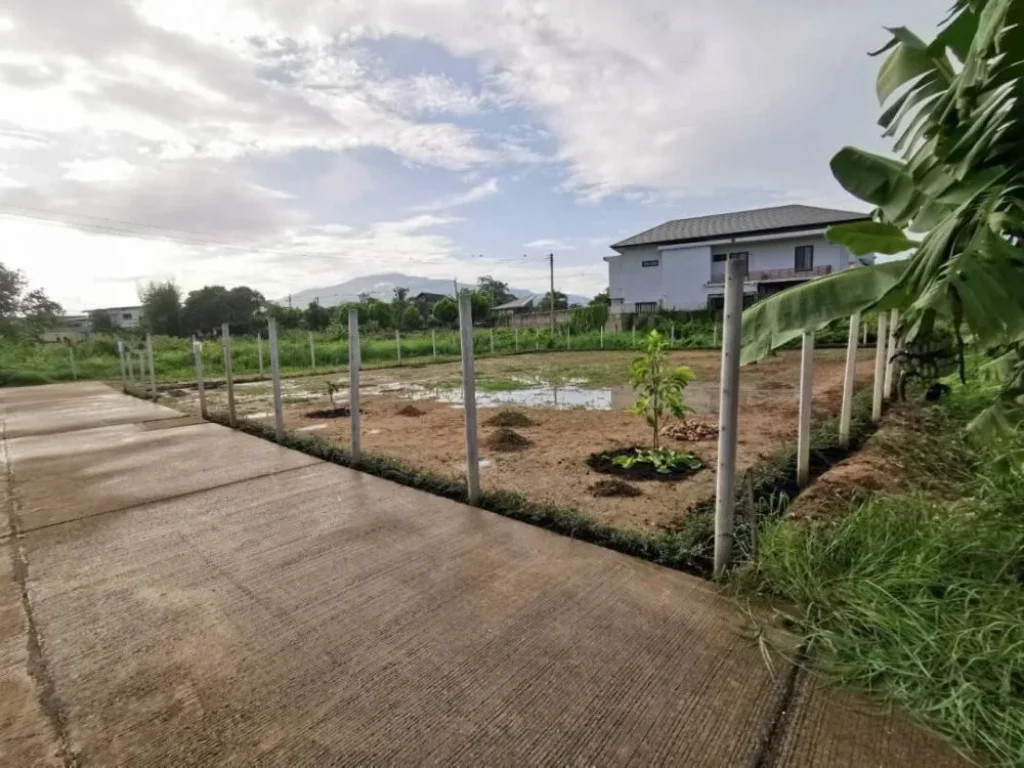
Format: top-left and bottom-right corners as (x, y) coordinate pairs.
(408, 380), (721, 413)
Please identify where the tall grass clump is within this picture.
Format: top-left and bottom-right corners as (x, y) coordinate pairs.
(745, 387), (1024, 766)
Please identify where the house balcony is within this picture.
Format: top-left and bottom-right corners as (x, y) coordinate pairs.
(705, 265), (831, 285)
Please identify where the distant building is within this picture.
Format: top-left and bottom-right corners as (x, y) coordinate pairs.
(412, 292), (449, 306)
(42, 315), (91, 343)
(606, 204), (874, 313)
(89, 305), (145, 329)
(493, 294), (539, 322)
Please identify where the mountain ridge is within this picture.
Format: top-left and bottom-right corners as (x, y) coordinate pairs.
(281, 272), (590, 308)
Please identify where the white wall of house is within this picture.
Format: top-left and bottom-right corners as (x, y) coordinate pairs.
(608, 232), (854, 311)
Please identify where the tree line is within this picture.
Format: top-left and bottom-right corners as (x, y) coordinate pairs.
(138, 276), (597, 338)
(0, 263), (63, 340)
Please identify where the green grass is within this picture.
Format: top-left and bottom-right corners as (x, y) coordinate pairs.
(1, 325), (722, 386)
(741, 386), (1024, 766)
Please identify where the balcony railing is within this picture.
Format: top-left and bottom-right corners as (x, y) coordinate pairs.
(706, 264), (831, 285)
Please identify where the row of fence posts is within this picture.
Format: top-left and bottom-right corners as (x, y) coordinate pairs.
(712, 256), (902, 578)
(115, 335), (157, 400)
(115, 275), (894, 580)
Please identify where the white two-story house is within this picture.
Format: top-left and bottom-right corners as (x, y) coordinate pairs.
(605, 204), (873, 313)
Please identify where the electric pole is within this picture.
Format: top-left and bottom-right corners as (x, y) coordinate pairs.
(549, 253), (556, 334)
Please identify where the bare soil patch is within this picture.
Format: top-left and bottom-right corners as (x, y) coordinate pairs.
(586, 447), (702, 482)
(169, 349), (876, 533)
(484, 409), (536, 428)
(589, 479), (642, 498)
(396, 404), (425, 417)
(485, 427), (533, 452)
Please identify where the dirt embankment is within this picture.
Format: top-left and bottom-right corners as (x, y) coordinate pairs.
(786, 402), (972, 523)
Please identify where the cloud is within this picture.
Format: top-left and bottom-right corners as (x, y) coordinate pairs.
(413, 178), (499, 211)
(523, 238), (575, 251)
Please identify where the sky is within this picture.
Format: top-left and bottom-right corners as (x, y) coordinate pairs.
(0, 0), (948, 312)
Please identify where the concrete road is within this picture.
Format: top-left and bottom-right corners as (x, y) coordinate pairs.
(1, 383), (968, 767)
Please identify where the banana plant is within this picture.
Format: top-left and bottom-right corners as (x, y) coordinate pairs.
(741, 0), (1024, 437)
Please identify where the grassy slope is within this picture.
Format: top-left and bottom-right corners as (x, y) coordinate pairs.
(742, 385), (1024, 766)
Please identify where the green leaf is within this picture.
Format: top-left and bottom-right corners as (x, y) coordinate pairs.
(826, 221), (917, 255)
(740, 262), (909, 365)
(876, 29), (936, 103)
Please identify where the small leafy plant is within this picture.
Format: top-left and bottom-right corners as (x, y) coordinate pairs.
(612, 448), (702, 474)
(326, 381), (341, 408)
(628, 330), (695, 449)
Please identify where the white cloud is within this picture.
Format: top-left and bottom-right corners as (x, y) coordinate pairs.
(413, 178), (499, 211)
(63, 157), (137, 182)
(523, 238), (575, 251)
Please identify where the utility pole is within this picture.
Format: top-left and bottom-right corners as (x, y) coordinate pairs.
(549, 253), (556, 334)
(287, 294), (292, 309)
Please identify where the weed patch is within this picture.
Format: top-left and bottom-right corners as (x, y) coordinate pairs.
(588, 479), (643, 498)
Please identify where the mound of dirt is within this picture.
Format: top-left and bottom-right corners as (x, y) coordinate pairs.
(484, 409), (536, 428)
(305, 407), (353, 419)
(485, 427), (533, 452)
(397, 404), (425, 417)
(662, 420), (719, 442)
(588, 479), (642, 498)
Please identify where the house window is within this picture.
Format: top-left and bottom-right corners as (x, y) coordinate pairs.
(795, 245), (814, 271)
(635, 301), (658, 314)
(641, 259), (659, 268)
(122, 313), (133, 320)
(711, 252), (749, 280)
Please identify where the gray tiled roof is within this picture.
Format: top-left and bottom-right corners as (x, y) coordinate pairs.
(494, 294), (538, 310)
(612, 205), (870, 249)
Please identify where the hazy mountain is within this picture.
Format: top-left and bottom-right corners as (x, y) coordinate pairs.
(282, 273), (590, 308)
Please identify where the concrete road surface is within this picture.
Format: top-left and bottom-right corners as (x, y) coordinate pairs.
(0, 383), (969, 766)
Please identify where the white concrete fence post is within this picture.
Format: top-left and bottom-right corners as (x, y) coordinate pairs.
(127, 348), (134, 382)
(348, 309), (362, 462)
(117, 340), (127, 389)
(257, 331), (265, 377)
(193, 340), (209, 419)
(567, 327), (571, 351)
(432, 328), (437, 359)
(222, 323), (236, 427)
(514, 325), (519, 352)
(839, 312), (861, 448)
(631, 324), (636, 348)
(863, 322), (869, 347)
(670, 323), (675, 347)
(599, 325), (604, 349)
(713, 255), (745, 579)
(872, 312), (889, 425)
(268, 318), (284, 441)
(68, 346), (77, 381)
(308, 331), (316, 371)
(797, 331), (815, 488)
(396, 329), (402, 364)
(884, 309), (899, 401)
(458, 293), (481, 504)
(146, 333), (156, 399)
(490, 328), (495, 355)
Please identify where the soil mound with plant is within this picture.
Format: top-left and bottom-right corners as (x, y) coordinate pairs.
(587, 446), (702, 482)
(397, 405), (425, 417)
(305, 407), (353, 419)
(661, 420), (719, 442)
(588, 479), (643, 498)
(485, 427), (533, 452)
(484, 409), (535, 428)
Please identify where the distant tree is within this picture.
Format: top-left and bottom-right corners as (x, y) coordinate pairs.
(335, 301), (366, 328)
(391, 286), (410, 328)
(367, 299), (393, 330)
(303, 301), (331, 331)
(392, 286), (409, 303)
(267, 304), (304, 330)
(357, 291), (372, 303)
(432, 297), (459, 326)
(181, 285), (265, 335)
(140, 281), (182, 336)
(468, 290), (491, 324)
(589, 289), (610, 307)
(477, 276), (516, 308)
(0, 262), (63, 339)
(538, 291), (568, 311)
(402, 304), (423, 330)
(89, 310), (115, 333)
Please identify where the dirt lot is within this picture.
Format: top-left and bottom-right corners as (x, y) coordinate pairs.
(166, 350), (874, 533)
